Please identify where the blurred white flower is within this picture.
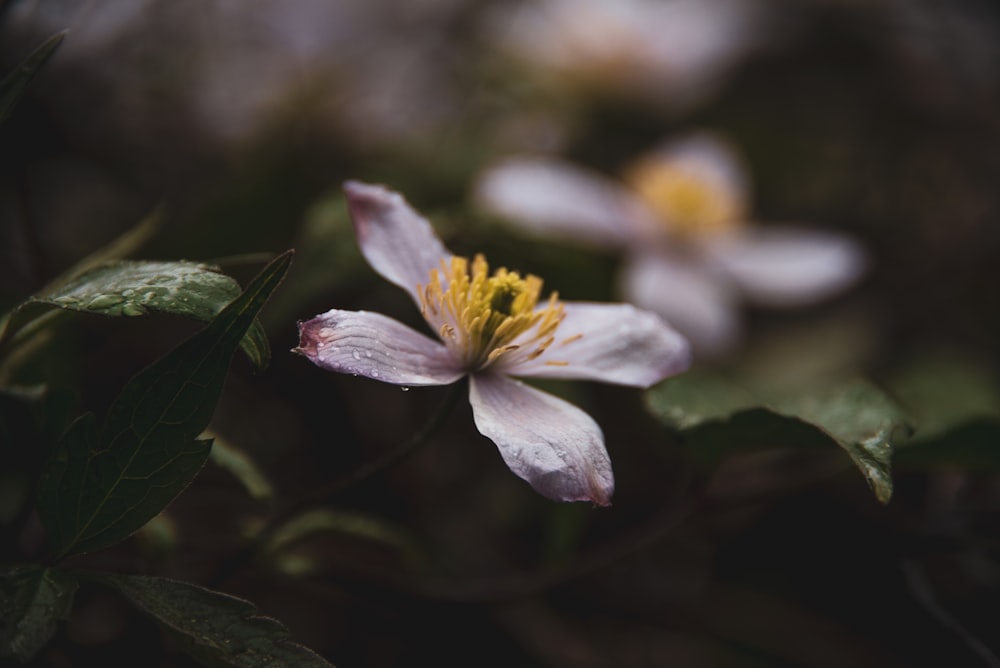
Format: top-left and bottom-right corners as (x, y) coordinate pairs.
(475, 132), (867, 358)
(483, 0), (768, 112)
(296, 181), (690, 505)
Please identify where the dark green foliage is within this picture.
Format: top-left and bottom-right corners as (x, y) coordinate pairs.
(0, 565), (78, 663)
(92, 573), (333, 667)
(646, 374), (910, 503)
(35, 252), (292, 559)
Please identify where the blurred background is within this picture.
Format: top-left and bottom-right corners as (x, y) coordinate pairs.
(3, 0), (1000, 666)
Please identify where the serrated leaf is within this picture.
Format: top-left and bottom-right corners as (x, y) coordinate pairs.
(30, 260), (271, 370)
(646, 374), (909, 503)
(0, 565), (78, 663)
(0, 32), (66, 123)
(92, 573), (332, 667)
(36, 251), (293, 559)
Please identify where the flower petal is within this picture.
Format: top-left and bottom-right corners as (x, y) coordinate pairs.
(344, 180), (451, 305)
(621, 251), (741, 358)
(469, 373), (613, 505)
(474, 157), (661, 247)
(296, 309), (464, 386)
(705, 227), (867, 307)
(504, 302), (690, 387)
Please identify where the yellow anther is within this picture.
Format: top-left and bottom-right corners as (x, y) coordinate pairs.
(560, 333), (584, 346)
(625, 159), (742, 238)
(417, 253), (568, 369)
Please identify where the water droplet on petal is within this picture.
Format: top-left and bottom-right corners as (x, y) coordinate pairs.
(352, 350), (361, 360)
(121, 304), (146, 317)
(365, 350), (372, 358)
(371, 369), (379, 377)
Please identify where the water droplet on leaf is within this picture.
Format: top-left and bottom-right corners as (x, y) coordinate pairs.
(121, 304), (146, 317)
(86, 294), (125, 310)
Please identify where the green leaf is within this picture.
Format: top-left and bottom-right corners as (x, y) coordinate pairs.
(644, 372), (757, 431)
(262, 508), (419, 576)
(91, 573), (332, 667)
(207, 434), (274, 501)
(0, 32), (66, 123)
(0, 209), (163, 361)
(646, 374), (910, 503)
(0, 565), (78, 663)
(294, 511), (411, 556)
(30, 259), (271, 370)
(885, 354), (1000, 441)
(36, 251), (293, 559)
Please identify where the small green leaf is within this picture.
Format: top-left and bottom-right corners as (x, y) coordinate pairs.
(0, 565), (78, 663)
(0, 32), (66, 123)
(91, 573), (332, 667)
(31, 259), (271, 370)
(264, 508), (419, 577)
(646, 374), (910, 503)
(207, 434), (274, 501)
(36, 252), (293, 559)
(265, 508), (417, 560)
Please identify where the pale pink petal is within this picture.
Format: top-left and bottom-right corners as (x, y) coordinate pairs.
(474, 157), (662, 247)
(502, 303), (690, 387)
(344, 180), (451, 305)
(469, 373), (614, 505)
(621, 251), (741, 359)
(296, 309), (465, 386)
(705, 227), (867, 307)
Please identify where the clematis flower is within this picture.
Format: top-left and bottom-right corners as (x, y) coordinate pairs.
(483, 0), (766, 113)
(295, 181), (690, 505)
(474, 132), (867, 358)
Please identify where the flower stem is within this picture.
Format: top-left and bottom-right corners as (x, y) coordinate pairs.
(208, 380), (465, 587)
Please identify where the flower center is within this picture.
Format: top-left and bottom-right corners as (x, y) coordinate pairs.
(418, 254), (566, 369)
(625, 159), (742, 239)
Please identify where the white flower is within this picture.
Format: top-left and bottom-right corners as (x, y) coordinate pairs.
(475, 132), (867, 358)
(484, 0), (765, 112)
(296, 181), (690, 505)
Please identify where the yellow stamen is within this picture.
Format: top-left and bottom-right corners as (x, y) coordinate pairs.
(418, 254), (568, 369)
(625, 159), (742, 238)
